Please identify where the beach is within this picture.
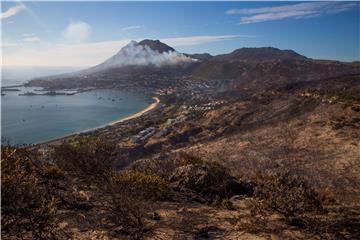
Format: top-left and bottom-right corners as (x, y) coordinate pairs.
(108, 97), (160, 125)
(38, 96), (160, 146)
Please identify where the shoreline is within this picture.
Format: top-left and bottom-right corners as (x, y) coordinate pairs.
(37, 96), (160, 146)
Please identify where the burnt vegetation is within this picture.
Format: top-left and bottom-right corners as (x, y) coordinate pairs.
(2, 133), (359, 239)
(2, 43), (360, 239)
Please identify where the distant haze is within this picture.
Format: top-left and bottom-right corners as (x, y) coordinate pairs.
(1, 66), (83, 86)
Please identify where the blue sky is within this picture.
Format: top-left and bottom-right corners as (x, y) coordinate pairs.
(1, 1), (359, 67)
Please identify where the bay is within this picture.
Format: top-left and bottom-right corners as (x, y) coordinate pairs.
(1, 87), (151, 145)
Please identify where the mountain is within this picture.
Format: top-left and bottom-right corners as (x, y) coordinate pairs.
(216, 47), (307, 61)
(138, 39), (175, 53)
(26, 39), (360, 92)
(83, 39), (196, 74)
(192, 47), (359, 92)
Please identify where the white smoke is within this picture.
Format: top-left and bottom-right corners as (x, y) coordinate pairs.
(100, 40), (197, 69)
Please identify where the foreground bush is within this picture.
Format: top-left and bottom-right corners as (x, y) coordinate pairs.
(1, 146), (60, 239)
(51, 137), (151, 238)
(254, 170), (324, 217)
(103, 180), (148, 239)
(51, 136), (116, 179)
(132, 152), (254, 202)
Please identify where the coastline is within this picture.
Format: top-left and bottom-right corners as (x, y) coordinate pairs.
(37, 96), (160, 146)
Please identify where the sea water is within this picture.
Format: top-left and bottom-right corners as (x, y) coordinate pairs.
(1, 67), (151, 145)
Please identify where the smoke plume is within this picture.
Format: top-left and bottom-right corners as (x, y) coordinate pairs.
(100, 40), (197, 69)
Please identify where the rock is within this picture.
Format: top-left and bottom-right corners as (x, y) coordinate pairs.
(152, 212), (161, 221)
(79, 190), (90, 201)
(195, 226), (224, 239)
(59, 221), (69, 229)
(169, 164), (254, 199)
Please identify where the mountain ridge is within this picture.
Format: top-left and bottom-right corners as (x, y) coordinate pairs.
(26, 39), (360, 92)
(215, 46), (308, 61)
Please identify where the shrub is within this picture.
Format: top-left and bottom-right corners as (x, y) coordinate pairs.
(254, 170), (324, 217)
(1, 146), (60, 239)
(105, 190), (147, 239)
(99, 170), (158, 239)
(41, 164), (65, 180)
(51, 136), (116, 180)
(110, 170), (171, 200)
(177, 152), (204, 166)
(215, 198), (235, 210)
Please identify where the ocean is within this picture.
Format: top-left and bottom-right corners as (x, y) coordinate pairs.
(1, 67), (151, 145)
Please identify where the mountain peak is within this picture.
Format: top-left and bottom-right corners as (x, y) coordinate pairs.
(225, 47), (307, 61)
(138, 39), (175, 53)
(84, 39), (194, 72)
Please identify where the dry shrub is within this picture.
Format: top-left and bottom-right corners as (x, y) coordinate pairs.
(131, 152), (251, 201)
(296, 212), (360, 239)
(1, 146), (60, 239)
(100, 171), (157, 239)
(105, 188), (147, 239)
(177, 152), (204, 166)
(254, 170), (324, 217)
(111, 170), (171, 200)
(41, 164), (65, 180)
(51, 136), (116, 179)
(214, 197), (235, 210)
(130, 152), (207, 178)
(130, 154), (179, 179)
(51, 137), (152, 238)
(237, 199), (283, 235)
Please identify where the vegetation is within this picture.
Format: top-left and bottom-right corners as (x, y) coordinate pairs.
(254, 170), (324, 216)
(52, 136), (116, 177)
(2, 73), (360, 238)
(1, 146), (61, 239)
(110, 170), (171, 200)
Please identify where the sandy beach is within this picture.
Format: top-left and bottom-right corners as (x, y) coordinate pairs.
(38, 96), (160, 146)
(108, 96), (160, 125)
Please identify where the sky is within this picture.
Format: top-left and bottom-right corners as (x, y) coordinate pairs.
(1, 1), (359, 67)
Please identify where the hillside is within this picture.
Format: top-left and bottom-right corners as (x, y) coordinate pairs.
(4, 40), (360, 239)
(5, 71), (360, 239)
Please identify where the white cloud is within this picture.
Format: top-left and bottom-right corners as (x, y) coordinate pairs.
(0, 42), (21, 48)
(62, 20), (92, 43)
(22, 33), (41, 43)
(161, 35), (244, 46)
(23, 37), (41, 43)
(227, 2), (358, 24)
(2, 35), (241, 67)
(121, 25), (144, 31)
(22, 33), (34, 37)
(0, 5), (25, 19)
